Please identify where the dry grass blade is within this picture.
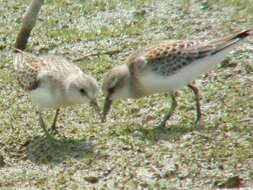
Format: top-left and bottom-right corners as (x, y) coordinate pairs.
(72, 49), (121, 62)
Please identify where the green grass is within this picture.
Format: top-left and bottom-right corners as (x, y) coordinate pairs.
(0, 0), (253, 189)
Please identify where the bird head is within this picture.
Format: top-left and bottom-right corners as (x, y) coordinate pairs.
(67, 73), (100, 114)
(101, 65), (131, 122)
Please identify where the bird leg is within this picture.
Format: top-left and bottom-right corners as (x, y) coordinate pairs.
(50, 108), (60, 135)
(157, 92), (177, 128)
(187, 84), (201, 127)
(39, 112), (50, 137)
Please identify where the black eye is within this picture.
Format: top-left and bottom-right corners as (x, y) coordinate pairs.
(108, 87), (114, 94)
(80, 88), (87, 95)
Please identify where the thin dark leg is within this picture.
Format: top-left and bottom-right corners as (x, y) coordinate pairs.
(50, 108), (60, 135)
(157, 93), (177, 128)
(187, 84), (201, 127)
(39, 112), (50, 137)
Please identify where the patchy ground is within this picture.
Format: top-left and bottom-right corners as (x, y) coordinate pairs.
(0, 0), (253, 189)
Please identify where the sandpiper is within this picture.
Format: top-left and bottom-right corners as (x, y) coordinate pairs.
(14, 51), (100, 136)
(102, 28), (253, 128)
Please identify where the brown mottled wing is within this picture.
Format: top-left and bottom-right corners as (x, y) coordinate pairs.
(128, 40), (204, 76)
(14, 52), (45, 91)
(14, 53), (83, 91)
(33, 55), (83, 92)
(128, 28), (252, 76)
(39, 55), (82, 79)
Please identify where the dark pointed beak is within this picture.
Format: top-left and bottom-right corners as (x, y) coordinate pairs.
(101, 95), (112, 123)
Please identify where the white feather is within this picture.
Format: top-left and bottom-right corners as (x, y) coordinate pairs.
(29, 87), (65, 108)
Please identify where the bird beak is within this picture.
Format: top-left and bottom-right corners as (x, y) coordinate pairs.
(90, 99), (101, 117)
(101, 95), (112, 123)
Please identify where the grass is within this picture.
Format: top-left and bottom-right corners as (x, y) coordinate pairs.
(0, 0), (253, 189)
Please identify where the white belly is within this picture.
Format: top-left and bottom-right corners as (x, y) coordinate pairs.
(139, 45), (239, 94)
(29, 87), (64, 108)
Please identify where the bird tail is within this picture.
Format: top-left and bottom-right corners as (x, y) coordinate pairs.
(210, 28), (253, 55)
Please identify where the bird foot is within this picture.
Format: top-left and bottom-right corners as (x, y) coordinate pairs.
(155, 120), (169, 130)
(49, 125), (67, 139)
(194, 119), (204, 128)
(49, 126), (59, 135)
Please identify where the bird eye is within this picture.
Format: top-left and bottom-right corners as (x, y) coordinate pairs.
(108, 87), (114, 94)
(79, 88), (87, 95)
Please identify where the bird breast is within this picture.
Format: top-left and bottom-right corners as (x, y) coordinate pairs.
(29, 86), (66, 108)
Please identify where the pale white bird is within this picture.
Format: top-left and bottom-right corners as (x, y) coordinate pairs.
(14, 51), (100, 136)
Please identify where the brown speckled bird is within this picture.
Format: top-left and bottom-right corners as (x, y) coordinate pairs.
(14, 51), (100, 136)
(102, 28), (253, 128)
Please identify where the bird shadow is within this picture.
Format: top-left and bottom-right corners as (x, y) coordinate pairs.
(126, 123), (194, 142)
(24, 136), (95, 165)
(150, 125), (193, 141)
